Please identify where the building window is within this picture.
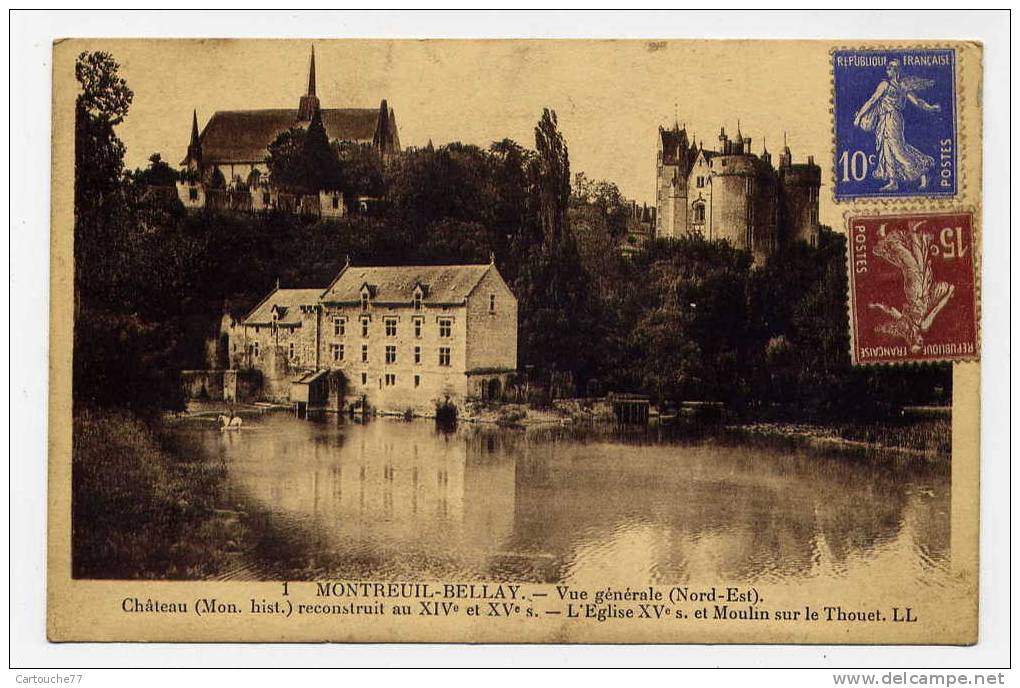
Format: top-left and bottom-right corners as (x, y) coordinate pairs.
(385, 373), (396, 387)
(361, 344), (368, 363)
(188, 188), (198, 201)
(361, 317), (370, 337)
(251, 341), (260, 358)
(489, 294), (496, 313)
(361, 292), (369, 311)
(254, 326), (261, 334)
(438, 318), (452, 338)
(692, 202), (706, 224)
(262, 192), (271, 205)
(333, 317), (345, 336)
(414, 375), (421, 388)
(414, 346), (421, 365)
(385, 345), (397, 364)
(331, 196), (339, 209)
(384, 318), (397, 337)
(414, 317), (423, 339)
(331, 343), (344, 361)
(696, 176), (705, 188)
(288, 342), (295, 360)
(361, 372), (367, 385)
(413, 293), (422, 311)
(439, 347), (451, 367)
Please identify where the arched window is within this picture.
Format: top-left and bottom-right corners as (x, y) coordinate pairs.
(692, 202), (706, 224)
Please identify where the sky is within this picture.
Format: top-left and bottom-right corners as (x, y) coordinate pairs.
(71, 39), (841, 227)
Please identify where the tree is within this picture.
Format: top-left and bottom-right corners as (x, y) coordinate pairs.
(514, 236), (604, 387)
(129, 153), (179, 187)
(265, 127), (306, 192)
(532, 109), (570, 247)
(618, 237), (753, 404)
(74, 51), (135, 311)
(73, 51), (185, 413)
(266, 111), (344, 195)
(336, 141), (385, 201)
(571, 173), (629, 237)
(301, 107), (343, 192)
(488, 138), (538, 279)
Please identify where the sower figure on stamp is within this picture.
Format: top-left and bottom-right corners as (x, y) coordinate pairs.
(868, 225), (955, 354)
(853, 59), (941, 192)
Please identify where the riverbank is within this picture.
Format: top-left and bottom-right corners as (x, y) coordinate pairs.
(172, 398), (950, 459)
(73, 407), (249, 579)
(723, 414), (951, 463)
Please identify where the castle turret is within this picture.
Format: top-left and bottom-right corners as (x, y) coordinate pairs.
(655, 122), (692, 238)
(296, 46), (320, 121)
(778, 145), (821, 247)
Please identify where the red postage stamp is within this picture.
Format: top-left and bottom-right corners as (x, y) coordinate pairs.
(846, 210), (978, 365)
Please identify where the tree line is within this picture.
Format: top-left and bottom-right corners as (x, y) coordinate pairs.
(74, 51), (949, 420)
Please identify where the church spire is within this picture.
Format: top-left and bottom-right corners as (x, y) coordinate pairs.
(297, 45), (321, 121)
(184, 109), (202, 171)
(373, 99), (391, 155)
(307, 45), (316, 96)
(190, 109), (200, 148)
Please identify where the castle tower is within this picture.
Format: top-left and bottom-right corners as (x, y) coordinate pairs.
(655, 122), (691, 239)
(297, 46), (320, 122)
(778, 146), (822, 247)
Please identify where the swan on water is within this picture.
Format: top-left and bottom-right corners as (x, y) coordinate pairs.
(218, 414), (243, 429)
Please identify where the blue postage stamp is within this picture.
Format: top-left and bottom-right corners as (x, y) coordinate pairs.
(832, 48), (957, 200)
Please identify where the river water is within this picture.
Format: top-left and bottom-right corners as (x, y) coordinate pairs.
(171, 413), (952, 592)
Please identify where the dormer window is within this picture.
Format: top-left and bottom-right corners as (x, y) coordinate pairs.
(412, 284), (426, 311)
(361, 292), (369, 311)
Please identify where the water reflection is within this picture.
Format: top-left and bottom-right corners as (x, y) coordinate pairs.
(174, 414), (950, 587)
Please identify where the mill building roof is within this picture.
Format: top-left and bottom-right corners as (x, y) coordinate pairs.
(321, 264), (494, 305)
(243, 287), (325, 326)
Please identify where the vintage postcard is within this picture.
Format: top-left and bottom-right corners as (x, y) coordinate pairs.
(48, 38), (982, 643)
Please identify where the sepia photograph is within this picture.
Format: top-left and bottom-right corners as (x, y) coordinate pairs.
(43, 31), (986, 647)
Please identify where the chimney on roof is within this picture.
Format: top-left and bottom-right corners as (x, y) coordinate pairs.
(297, 45), (321, 121)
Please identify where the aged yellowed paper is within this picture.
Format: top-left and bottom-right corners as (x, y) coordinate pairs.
(49, 38), (981, 643)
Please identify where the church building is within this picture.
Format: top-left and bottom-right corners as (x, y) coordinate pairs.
(180, 46), (400, 191)
(655, 121), (821, 264)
